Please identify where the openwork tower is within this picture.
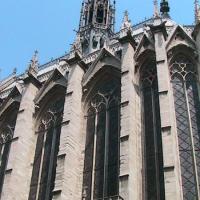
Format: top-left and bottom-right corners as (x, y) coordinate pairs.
(0, 0), (200, 200)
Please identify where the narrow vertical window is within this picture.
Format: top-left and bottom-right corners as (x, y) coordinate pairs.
(170, 55), (200, 199)
(29, 98), (65, 200)
(0, 106), (19, 197)
(141, 62), (165, 200)
(96, 4), (104, 24)
(82, 81), (120, 200)
(0, 126), (14, 193)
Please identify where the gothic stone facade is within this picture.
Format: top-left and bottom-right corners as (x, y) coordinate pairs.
(0, 0), (200, 200)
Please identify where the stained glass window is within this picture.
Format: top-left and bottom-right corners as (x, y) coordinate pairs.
(141, 61), (165, 200)
(29, 97), (65, 200)
(82, 79), (120, 200)
(170, 55), (200, 199)
(0, 103), (19, 196)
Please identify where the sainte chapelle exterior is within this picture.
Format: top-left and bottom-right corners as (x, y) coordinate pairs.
(0, 0), (200, 199)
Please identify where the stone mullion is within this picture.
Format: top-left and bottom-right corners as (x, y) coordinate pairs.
(35, 131), (46, 200)
(152, 21), (181, 199)
(45, 125), (58, 200)
(0, 144), (5, 169)
(91, 110), (98, 200)
(103, 101), (109, 198)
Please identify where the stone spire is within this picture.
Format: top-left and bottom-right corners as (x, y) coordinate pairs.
(153, 0), (159, 18)
(78, 0), (116, 55)
(121, 10), (132, 30)
(12, 67), (17, 75)
(79, 0), (115, 31)
(160, 0), (170, 18)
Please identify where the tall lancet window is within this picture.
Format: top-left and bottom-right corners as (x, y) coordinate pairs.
(170, 54), (200, 199)
(0, 106), (19, 196)
(29, 97), (65, 200)
(82, 80), (120, 200)
(141, 61), (165, 200)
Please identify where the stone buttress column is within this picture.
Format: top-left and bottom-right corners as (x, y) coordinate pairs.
(150, 19), (182, 200)
(2, 76), (40, 200)
(53, 54), (85, 200)
(118, 31), (142, 200)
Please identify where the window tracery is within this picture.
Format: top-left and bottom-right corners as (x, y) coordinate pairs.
(82, 80), (120, 200)
(140, 61), (165, 200)
(29, 97), (65, 200)
(0, 125), (13, 145)
(170, 54), (200, 199)
(0, 105), (19, 197)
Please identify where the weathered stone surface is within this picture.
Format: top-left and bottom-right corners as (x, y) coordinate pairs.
(0, 5), (198, 200)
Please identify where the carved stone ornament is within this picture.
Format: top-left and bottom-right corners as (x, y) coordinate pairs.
(0, 125), (13, 145)
(38, 99), (64, 131)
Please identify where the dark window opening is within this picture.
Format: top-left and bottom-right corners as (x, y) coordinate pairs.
(96, 5), (104, 24)
(100, 37), (104, 49)
(92, 36), (98, 49)
(89, 9), (93, 24)
(170, 55), (200, 199)
(82, 79), (120, 200)
(0, 103), (20, 197)
(85, 11), (88, 26)
(29, 98), (65, 200)
(141, 62), (165, 200)
(115, 50), (122, 60)
(104, 9), (107, 24)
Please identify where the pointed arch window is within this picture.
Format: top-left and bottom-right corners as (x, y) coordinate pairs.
(141, 61), (165, 200)
(170, 55), (200, 199)
(29, 98), (65, 200)
(0, 105), (19, 196)
(82, 80), (120, 200)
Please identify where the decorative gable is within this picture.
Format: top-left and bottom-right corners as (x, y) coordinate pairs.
(0, 83), (22, 117)
(82, 48), (121, 87)
(134, 33), (155, 62)
(166, 25), (196, 52)
(34, 68), (68, 105)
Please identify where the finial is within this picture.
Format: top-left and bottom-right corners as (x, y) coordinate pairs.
(121, 10), (132, 30)
(71, 33), (82, 52)
(160, 0), (170, 18)
(153, 0), (159, 18)
(12, 67), (17, 75)
(27, 50), (39, 77)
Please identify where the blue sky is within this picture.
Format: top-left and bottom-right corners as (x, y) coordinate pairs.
(0, 0), (194, 79)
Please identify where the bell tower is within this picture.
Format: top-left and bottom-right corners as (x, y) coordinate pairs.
(78, 0), (116, 55)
